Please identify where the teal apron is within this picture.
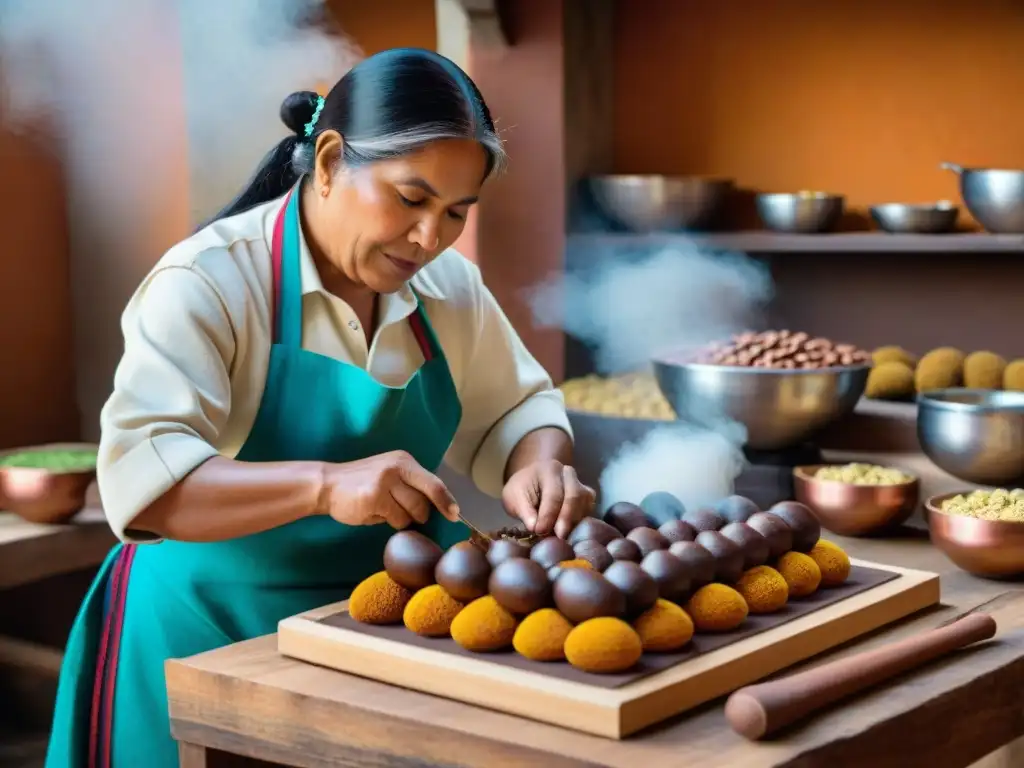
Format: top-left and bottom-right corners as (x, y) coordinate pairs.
(45, 187), (469, 767)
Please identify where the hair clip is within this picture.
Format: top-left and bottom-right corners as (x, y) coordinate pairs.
(304, 96), (325, 138)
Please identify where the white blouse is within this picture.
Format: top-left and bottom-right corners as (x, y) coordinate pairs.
(98, 195), (571, 542)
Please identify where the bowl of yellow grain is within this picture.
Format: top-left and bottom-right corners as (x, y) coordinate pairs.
(926, 488), (1024, 578)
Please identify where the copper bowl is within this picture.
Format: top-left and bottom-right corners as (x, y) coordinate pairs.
(926, 491), (1024, 579)
(0, 442), (98, 525)
(793, 464), (920, 536)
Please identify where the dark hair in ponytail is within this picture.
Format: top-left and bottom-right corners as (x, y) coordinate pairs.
(204, 48), (505, 226)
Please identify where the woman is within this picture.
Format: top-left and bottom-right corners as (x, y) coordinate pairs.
(47, 48), (594, 768)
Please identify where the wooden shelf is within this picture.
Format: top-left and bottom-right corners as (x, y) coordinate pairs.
(567, 231), (1024, 254)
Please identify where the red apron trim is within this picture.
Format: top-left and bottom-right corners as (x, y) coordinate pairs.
(269, 191), (290, 343)
(88, 545), (137, 768)
(407, 310), (434, 363)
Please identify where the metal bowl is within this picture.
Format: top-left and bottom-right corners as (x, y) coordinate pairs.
(942, 163), (1024, 234)
(588, 175), (734, 232)
(651, 361), (870, 451)
(869, 202), (959, 234)
(793, 464), (919, 537)
(917, 389), (1024, 485)
(756, 192), (845, 234)
(926, 491), (1024, 578)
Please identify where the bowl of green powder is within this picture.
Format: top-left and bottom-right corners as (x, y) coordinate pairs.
(0, 443), (99, 524)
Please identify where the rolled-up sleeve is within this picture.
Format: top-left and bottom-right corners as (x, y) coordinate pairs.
(98, 265), (233, 542)
(445, 275), (573, 498)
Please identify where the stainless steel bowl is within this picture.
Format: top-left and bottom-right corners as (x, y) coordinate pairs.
(917, 389), (1024, 485)
(942, 163), (1024, 234)
(588, 175), (734, 232)
(869, 202), (959, 234)
(652, 361), (870, 450)
(756, 192), (845, 234)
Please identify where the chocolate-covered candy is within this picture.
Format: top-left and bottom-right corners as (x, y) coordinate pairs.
(682, 506), (726, 533)
(715, 495), (760, 525)
(640, 491), (685, 527)
(640, 550), (692, 603)
(573, 539), (614, 572)
(552, 568), (626, 623)
(603, 560), (658, 617)
(694, 530), (745, 583)
(567, 517), (622, 547)
(668, 541), (716, 586)
(719, 522), (770, 569)
(770, 501), (821, 552)
(658, 519), (697, 544)
(383, 530), (444, 591)
(603, 501), (650, 535)
(746, 512), (793, 558)
(486, 538), (531, 567)
(606, 537), (643, 562)
(488, 558), (551, 614)
(434, 541), (491, 601)
(626, 526), (670, 557)
(529, 536), (576, 570)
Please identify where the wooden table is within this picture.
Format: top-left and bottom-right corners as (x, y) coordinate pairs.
(166, 452), (1024, 768)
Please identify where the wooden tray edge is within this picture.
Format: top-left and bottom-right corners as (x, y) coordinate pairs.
(277, 558), (940, 740)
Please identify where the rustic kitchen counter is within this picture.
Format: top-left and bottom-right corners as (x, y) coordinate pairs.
(166, 452), (1024, 768)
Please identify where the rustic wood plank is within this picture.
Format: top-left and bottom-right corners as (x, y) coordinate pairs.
(0, 503), (114, 591)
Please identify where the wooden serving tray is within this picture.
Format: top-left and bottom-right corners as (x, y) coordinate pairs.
(277, 558), (939, 739)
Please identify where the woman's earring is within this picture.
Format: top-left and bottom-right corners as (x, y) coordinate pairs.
(320, 186), (329, 198)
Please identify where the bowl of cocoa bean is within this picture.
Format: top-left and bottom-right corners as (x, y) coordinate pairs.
(652, 330), (872, 451)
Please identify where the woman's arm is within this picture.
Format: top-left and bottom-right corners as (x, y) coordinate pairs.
(99, 263), (324, 543)
(128, 456), (324, 542)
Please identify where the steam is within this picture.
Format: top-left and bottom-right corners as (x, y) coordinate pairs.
(0, 0), (363, 439)
(0, 0), (363, 222)
(528, 241), (773, 509)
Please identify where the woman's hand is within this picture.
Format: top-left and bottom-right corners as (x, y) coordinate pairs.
(502, 459), (596, 539)
(320, 451), (460, 530)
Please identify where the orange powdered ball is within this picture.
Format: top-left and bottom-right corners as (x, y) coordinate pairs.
(450, 596), (518, 652)
(686, 583), (748, 632)
(776, 551), (822, 597)
(564, 617), (643, 673)
(735, 566), (789, 614)
(513, 608), (574, 661)
(403, 584), (465, 637)
(632, 599), (694, 652)
(348, 571), (413, 624)
(809, 540), (851, 586)
(559, 559), (594, 570)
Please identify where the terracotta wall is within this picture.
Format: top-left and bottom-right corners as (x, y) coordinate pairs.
(0, 121), (78, 449)
(614, 0), (1024, 223)
(611, 0), (1024, 359)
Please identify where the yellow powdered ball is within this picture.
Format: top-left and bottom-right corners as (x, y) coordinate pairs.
(735, 566), (789, 614)
(450, 596), (518, 652)
(865, 361), (915, 401)
(686, 583), (749, 632)
(564, 617), (643, 673)
(964, 351), (1007, 390)
(513, 608), (574, 661)
(1004, 360), (1024, 392)
(775, 551), (822, 598)
(348, 571), (413, 624)
(809, 540), (851, 587)
(872, 345), (917, 368)
(914, 347), (965, 393)
(632, 598), (694, 652)
(403, 584), (465, 637)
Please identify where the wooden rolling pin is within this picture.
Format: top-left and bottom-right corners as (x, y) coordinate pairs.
(724, 612), (997, 740)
